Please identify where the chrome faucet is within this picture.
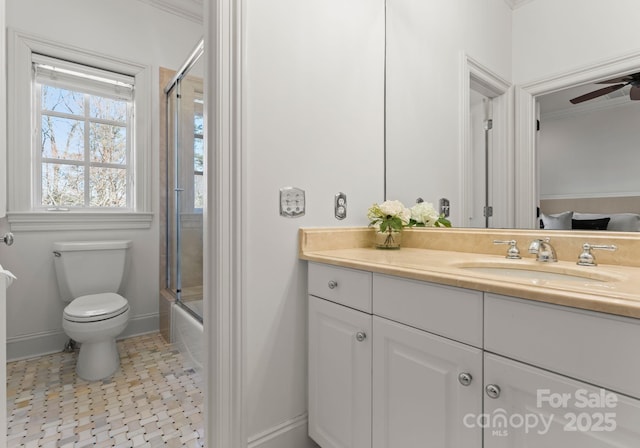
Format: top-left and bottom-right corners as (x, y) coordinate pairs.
(528, 237), (557, 262)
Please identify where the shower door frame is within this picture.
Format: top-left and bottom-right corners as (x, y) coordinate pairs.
(164, 39), (204, 322)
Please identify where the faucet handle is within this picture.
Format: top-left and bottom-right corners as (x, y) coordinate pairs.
(577, 243), (617, 266)
(493, 240), (521, 259)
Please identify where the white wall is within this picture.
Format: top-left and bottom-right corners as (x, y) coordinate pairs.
(539, 103), (640, 198)
(385, 0), (512, 224)
(243, 0), (384, 445)
(0, 0), (202, 360)
(513, 0), (640, 84)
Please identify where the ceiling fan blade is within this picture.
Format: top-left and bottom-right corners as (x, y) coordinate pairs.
(630, 85), (640, 100)
(569, 84), (626, 104)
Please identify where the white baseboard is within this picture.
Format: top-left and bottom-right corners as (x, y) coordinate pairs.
(7, 329), (69, 361)
(248, 414), (319, 448)
(7, 312), (159, 361)
(121, 312), (160, 339)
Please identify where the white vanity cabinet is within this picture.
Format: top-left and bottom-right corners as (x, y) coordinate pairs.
(483, 353), (640, 447)
(372, 316), (482, 447)
(308, 263), (483, 448)
(308, 261), (640, 448)
(308, 295), (372, 448)
(371, 274), (483, 447)
(484, 294), (640, 447)
(308, 263), (373, 448)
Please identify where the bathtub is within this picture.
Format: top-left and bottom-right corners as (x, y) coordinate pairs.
(172, 300), (204, 374)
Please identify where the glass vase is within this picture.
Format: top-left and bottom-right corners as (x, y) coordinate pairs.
(374, 228), (402, 250)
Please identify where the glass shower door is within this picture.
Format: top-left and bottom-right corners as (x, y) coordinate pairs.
(166, 43), (204, 321)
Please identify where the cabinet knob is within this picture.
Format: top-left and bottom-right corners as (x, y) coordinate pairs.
(328, 280), (338, 289)
(485, 384), (501, 399)
(355, 331), (367, 342)
(458, 372), (473, 386)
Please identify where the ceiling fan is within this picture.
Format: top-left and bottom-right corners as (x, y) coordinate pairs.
(569, 72), (640, 104)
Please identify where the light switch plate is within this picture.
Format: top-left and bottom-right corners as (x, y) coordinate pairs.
(280, 187), (305, 218)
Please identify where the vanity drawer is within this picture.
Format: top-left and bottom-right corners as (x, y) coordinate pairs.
(308, 262), (372, 313)
(485, 294), (640, 399)
(373, 274), (483, 347)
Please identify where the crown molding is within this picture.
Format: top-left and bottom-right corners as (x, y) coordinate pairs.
(136, 0), (202, 24)
(504, 0), (537, 10)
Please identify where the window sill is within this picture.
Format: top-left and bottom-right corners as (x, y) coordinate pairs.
(7, 211), (154, 232)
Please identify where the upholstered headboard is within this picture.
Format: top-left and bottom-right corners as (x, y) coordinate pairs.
(540, 196), (640, 215)
(539, 196), (640, 231)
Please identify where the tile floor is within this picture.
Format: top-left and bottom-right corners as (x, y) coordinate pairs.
(7, 332), (204, 447)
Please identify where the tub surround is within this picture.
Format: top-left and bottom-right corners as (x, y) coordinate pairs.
(299, 227), (640, 318)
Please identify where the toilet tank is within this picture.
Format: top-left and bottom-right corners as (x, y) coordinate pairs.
(53, 240), (132, 302)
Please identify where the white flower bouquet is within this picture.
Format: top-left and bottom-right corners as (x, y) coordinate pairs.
(368, 199), (450, 249)
(407, 201), (451, 228)
(367, 200), (410, 249)
(367, 200), (411, 233)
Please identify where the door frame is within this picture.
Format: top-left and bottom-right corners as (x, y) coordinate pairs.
(514, 51), (640, 228)
(460, 54), (513, 229)
(1, 0), (8, 445)
(204, 0), (246, 447)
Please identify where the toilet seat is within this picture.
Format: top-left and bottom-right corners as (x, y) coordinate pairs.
(64, 293), (129, 323)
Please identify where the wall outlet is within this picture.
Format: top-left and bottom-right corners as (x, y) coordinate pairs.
(280, 187), (305, 218)
(335, 192), (347, 220)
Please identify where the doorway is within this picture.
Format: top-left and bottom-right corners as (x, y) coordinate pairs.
(461, 55), (513, 229)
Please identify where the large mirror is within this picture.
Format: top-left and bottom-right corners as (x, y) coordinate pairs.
(385, 0), (640, 233)
(385, 0), (513, 229)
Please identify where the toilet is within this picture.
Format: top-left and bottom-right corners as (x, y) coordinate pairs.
(53, 240), (132, 381)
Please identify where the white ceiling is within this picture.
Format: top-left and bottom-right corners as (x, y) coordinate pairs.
(139, 0), (533, 24)
(538, 80), (637, 117)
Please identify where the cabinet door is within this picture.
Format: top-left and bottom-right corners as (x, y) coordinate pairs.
(484, 353), (640, 447)
(373, 316), (483, 448)
(309, 296), (372, 448)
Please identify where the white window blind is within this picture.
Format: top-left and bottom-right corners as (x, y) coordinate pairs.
(32, 53), (134, 101)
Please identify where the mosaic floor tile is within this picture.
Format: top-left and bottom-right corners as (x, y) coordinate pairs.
(7, 332), (204, 447)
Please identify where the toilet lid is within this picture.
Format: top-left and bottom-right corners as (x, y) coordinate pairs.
(64, 293), (129, 322)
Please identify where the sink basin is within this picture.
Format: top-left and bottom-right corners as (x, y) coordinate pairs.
(455, 262), (622, 283)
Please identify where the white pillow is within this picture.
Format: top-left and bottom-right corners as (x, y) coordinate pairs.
(540, 211), (573, 230)
(573, 212), (640, 232)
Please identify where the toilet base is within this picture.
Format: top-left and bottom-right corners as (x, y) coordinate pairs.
(76, 338), (120, 381)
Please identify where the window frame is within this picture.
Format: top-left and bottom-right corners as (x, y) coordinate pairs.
(193, 95), (204, 211)
(7, 29), (152, 231)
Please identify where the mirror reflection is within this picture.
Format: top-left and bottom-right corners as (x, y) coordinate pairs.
(536, 80), (640, 231)
(385, 0), (512, 229)
(385, 0), (640, 233)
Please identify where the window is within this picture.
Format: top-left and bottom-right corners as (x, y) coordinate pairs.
(7, 31), (152, 231)
(34, 55), (134, 209)
(193, 98), (204, 210)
